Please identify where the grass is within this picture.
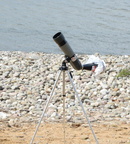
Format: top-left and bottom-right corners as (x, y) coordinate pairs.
(117, 69), (130, 77)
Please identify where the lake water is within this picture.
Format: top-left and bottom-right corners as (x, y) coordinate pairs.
(0, 0), (130, 55)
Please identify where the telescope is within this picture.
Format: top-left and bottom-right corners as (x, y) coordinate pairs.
(30, 33), (100, 144)
(53, 32), (98, 71)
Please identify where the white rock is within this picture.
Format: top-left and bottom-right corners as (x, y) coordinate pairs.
(0, 112), (8, 120)
(120, 88), (125, 92)
(91, 102), (100, 107)
(28, 54), (40, 60)
(107, 77), (114, 85)
(100, 89), (109, 95)
(100, 82), (108, 89)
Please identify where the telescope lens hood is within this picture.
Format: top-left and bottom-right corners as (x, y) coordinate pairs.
(53, 32), (66, 47)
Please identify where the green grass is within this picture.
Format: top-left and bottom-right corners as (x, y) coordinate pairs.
(117, 69), (130, 77)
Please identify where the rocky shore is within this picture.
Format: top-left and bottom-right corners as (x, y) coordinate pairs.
(0, 51), (130, 126)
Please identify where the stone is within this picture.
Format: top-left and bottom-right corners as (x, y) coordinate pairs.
(0, 51), (129, 124)
(107, 77), (114, 85)
(0, 112), (8, 120)
(91, 102), (100, 107)
(0, 86), (4, 90)
(100, 89), (109, 95)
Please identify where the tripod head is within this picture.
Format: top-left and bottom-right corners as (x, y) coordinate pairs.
(59, 60), (68, 71)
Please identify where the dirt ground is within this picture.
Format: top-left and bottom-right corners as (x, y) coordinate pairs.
(0, 121), (130, 144)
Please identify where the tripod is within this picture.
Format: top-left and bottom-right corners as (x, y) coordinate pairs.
(30, 59), (99, 144)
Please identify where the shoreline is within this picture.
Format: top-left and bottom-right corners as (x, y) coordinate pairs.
(0, 51), (130, 126)
(0, 50), (130, 56)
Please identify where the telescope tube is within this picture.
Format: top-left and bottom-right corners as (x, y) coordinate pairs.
(53, 32), (82, 70)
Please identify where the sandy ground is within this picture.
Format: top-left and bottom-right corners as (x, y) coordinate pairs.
(0, 121), (130, 144)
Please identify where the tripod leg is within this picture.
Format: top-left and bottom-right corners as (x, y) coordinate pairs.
(67, 71), (99, 144)
(62, 71), (66, 144)
(30, 70), (62, 144)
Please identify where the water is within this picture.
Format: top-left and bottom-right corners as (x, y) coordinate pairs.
(0, 0), (130, 55)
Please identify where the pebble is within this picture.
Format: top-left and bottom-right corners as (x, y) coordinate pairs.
(0, 51), (130, 125)
(0, 112), (8, 120)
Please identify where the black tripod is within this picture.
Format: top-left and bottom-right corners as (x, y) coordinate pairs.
(30, 59), (99, 144)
